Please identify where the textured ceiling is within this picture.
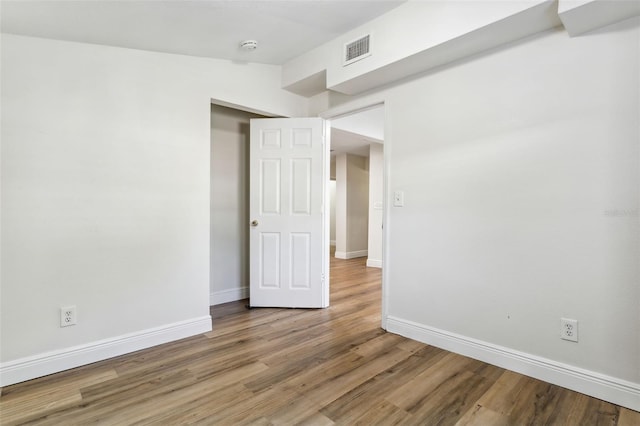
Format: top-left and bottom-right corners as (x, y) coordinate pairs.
(0, 0), (406, 65)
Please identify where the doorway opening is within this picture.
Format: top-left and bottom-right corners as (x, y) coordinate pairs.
(209, 101), (386, 325)
(322, 101), (388, 329)
(329, 105), (384, 266)
(211, 106), (329, 310)
(327, 104), (386, 326)
(209, 103), (267, 307)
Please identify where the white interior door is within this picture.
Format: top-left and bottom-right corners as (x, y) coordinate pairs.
(249, 118), (329, 308)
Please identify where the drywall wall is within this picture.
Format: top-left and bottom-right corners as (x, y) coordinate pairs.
(346, 154), (369, 255)
(335, 153), (369, 259)
(386, 18), (639, 382)
(321, 16), (640, 410)
(285, 0), (639, 97)
(283, 0), (559, 95)
(330, 180), (337, 246)
(367, 144), (383, 268)
(334, 154), (348, 255)
(210, 105), (266, 305)
(386, 20), (640, 405)
(558, 0), (640, 36)
(0, 34), (306, 385)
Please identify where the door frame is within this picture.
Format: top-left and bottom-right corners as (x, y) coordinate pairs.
(319, 98), (389, 330)
(209, 97), (388, 327)
(209, 100), (280, 307)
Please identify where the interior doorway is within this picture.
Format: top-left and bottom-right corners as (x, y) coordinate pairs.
(209, 103), (267, 306)
(325, 103), (387, 329)
(328, 105), (384, 268)
(211, 105), (329, 309)
(209, 101), (385, 320)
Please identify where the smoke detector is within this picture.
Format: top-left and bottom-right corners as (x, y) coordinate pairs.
(240, 40), (258, 51)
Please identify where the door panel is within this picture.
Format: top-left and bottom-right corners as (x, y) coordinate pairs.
(260, 159), (281, 215)
(291, 159), (311, 215)
(290, 233), (311, 289)
(249, 118), (329, 308)
(259, 233), (280, 289)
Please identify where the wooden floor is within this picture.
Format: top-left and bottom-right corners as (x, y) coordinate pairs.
(2, 255), (639, 425)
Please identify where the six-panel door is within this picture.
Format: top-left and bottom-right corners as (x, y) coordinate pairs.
(249, 118), (329, 308)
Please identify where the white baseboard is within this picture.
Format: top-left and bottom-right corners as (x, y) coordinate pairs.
(334, 250), (368, 259)
(386, 316), (640, 412)
(330, 240), (336, 246)
(366, 259), (382, 268)
(210, 286), (249, 306)
(0, 316), (212, 387)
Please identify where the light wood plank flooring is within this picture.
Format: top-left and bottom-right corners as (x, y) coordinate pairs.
(1, 255), (639, 425)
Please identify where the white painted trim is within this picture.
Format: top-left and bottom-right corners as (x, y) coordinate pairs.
(210, 286), (249, 306)
(386, 316), (640, 412)
(334, 250), (368, 259)
(366, 259), (382, 268)
(0, 316), (212, 387)
(380, 102), (390, 331)
(322, 119), (331, 308)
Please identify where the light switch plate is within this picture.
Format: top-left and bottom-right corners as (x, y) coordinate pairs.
(393, 191), (404, 207)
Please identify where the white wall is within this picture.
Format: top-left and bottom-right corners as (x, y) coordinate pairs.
(329, 180), (336, 246)
(335, 153), (369, 259)
(334, 154), (348, 255)
(387, 19), (640, 381)
(367, 143), (383, 268)
(346, 154), (369, 255)
(283, 0), (558, 95)
(210, 105), (265, 305)
(0, 34), (306, 385)
(322, 17), (640, 410)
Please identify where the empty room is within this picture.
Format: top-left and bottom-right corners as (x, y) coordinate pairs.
(1, 0), (639, 424)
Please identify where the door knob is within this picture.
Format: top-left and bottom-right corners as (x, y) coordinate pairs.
(251, 220), (259, 227)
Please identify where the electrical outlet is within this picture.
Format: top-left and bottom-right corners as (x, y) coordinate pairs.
(60, 305), (77, 327)
(560, 318), (578, 342)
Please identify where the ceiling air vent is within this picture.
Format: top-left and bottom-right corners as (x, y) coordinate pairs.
(344, 34), (371, 66)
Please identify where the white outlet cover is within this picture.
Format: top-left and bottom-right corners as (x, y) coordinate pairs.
(60, 305), (77, 327)
(560, 317), (578, 342)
